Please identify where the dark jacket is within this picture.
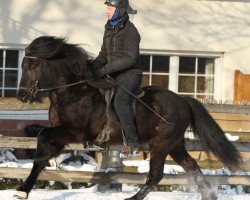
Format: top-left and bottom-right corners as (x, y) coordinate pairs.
(93, 15), (142, 76)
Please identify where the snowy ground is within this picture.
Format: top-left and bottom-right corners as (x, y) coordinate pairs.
(0, 185), (249, 200)
(0, 132), (249, 199)
(0, 158), (249, 200)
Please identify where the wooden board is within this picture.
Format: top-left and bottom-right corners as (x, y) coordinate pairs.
(0, 167), (249, 185)
(0, 136), (249, 152)
(210, 113), (250, 131)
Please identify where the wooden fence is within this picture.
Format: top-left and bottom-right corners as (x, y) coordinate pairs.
(0, 135), (249, 187)
(234, 70), (250, 102)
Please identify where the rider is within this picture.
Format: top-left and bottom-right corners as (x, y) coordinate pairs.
(92, 0), (142, 158)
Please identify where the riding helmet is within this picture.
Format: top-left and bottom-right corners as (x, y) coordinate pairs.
(104, 0), (137, 14)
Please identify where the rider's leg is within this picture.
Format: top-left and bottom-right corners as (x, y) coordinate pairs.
(114, 70), (142, 148)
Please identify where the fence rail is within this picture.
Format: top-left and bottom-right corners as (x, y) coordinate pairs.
(0, 136), (250, 152)
(0, 167), (249, 185)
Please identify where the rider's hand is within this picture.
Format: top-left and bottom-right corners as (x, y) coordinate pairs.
(94, 65), (113, 78)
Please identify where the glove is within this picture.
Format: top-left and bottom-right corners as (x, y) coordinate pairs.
(94, 65), (113, 78)
(87, 59), (105, 70)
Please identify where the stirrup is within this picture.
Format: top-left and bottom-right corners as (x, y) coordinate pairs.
(120, 145), (140, 159)
(94, 129), (111, 143)
(83, 141), (109, 152)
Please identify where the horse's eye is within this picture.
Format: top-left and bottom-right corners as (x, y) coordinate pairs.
(25, 59), (39, 70)
(22, 62), (28, 70)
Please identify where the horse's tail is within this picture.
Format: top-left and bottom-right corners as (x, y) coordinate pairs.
(184, 97), (242, 169)
(24, 124), (46, 137)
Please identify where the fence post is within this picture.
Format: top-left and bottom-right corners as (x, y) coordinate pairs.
(97, 150), (124, 192)
(108, 150), (124, 191)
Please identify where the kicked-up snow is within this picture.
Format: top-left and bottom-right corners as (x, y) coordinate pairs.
(0, 185), (249, 200)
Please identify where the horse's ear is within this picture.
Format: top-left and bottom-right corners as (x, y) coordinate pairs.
(86, 59), (94, 67)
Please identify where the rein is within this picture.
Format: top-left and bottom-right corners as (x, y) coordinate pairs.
(32, 80), (90, 92)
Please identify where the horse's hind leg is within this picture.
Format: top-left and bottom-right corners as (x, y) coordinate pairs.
(15, 126), (70, 199)
(169, 142), (217, 200)
(125, 140), (169, 200)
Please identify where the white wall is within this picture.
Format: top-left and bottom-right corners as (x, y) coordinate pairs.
(0, 0), (107, 55)
(133, 0), (250, 101)
(1, 0), (250, 101)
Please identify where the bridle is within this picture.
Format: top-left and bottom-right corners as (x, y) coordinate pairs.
(19, 56), (90, 99)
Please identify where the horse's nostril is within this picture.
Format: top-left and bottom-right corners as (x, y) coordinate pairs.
(17, 92), (30, 103)
(21, 94), (27, 101)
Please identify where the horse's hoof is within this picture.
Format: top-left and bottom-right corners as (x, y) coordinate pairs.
(124, 196), (138, 200)
(201, 192), (218, 200)
(13, 191), (28, 199)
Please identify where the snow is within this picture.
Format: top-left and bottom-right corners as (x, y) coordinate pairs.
(0, 159), (249, 199)
(0, 186), (249, 200)
(184, 131), (240, 141)
(0, 148), (19, 163)
(123, 160), (185, 174)
(225, 133), (240, 141)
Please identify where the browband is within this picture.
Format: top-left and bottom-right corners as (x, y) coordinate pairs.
(24, 56), (40, 59)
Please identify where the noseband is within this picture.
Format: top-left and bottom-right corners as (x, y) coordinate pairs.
(18, 56), (43, 99)
(19, 56), (89, 98)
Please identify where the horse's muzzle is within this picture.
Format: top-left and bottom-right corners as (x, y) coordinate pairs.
(17, 89), (32, 103)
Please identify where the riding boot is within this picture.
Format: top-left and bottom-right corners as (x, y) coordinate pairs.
(117, 112), (139, 146)
(113, 69), (142, 158)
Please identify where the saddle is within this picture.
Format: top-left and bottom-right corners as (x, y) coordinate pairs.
(101, 87), (145, 122)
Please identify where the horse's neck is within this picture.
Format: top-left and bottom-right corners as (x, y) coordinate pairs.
(48, 85), (107, 135)
(50, 84), (105, 106)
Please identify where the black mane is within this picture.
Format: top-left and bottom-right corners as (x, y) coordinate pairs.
(26, 36), (88, 60)
(25, 36), (90, 76)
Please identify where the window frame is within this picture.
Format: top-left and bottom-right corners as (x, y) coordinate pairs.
(0, 45), (49, 121)
(140, 49), (224, 101)
(141, 55), (170, 86)
(178, 56), (215, 98)
(0, 44), (25, 97)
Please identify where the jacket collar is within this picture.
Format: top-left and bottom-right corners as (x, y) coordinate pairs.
(105, 13), (129, 31)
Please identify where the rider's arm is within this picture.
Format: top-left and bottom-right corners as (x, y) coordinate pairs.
(92, 31), (108, 69)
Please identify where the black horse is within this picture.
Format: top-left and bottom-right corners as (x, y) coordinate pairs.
(15, 36), (241, 200)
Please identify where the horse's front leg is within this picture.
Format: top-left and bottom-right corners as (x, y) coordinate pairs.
(14, 161), (47, 199)
(14, 126), (69, 199)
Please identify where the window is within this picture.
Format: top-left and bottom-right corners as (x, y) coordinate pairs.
(0, 48), (24, 97)
(178, 57), (215, 99)
(141, 55), (170, 88)
(140, 50), (223, 101)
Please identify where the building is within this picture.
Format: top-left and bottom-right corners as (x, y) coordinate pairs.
(0, 0), (250, 102)
(0, 0), (250, 159)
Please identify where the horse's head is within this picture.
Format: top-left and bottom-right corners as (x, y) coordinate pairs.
(17, 36), (91, 103)
(17, 56), (47, 103)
